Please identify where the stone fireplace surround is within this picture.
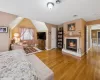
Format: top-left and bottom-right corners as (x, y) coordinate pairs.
(62, 37), (84, 57)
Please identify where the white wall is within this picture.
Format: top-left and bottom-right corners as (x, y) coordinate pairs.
(32, 20), (48, 32)
(91, 24), (100, 30)
(32, 20), (49, 49)
(0, 11), (16, 52)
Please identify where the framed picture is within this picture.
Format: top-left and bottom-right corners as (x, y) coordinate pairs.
(68, 23), (75, 31)
(0, 27), (8, 33)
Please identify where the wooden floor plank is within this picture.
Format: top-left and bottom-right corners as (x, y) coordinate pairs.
(36, 48), (100, 80)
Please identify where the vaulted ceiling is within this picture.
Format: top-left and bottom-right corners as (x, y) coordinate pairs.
(0, 0), (100, 25)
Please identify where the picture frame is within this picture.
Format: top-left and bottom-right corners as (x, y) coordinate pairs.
(68, 23), (75, 31)
(0, 27), (8, 33)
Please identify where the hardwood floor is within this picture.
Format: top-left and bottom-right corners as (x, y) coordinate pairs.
(36, 48), (100, 80)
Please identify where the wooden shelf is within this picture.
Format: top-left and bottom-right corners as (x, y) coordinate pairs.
(57, 27), (63, 49)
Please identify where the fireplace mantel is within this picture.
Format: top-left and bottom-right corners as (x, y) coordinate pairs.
(62, 37), (84, 57)
(64, 35), (81, 37)
(63, 19), (85, 57)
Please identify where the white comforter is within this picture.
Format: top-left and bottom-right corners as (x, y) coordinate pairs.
(0, 50), (39, 80)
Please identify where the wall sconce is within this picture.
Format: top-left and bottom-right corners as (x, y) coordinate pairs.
(49, 32), (51, 35)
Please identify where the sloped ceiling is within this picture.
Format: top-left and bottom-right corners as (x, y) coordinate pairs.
(0, 0), (100, 25)
(9, 17), (24, 29)
(32, 20), (48, 32)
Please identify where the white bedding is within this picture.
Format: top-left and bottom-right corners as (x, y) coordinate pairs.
(0, 49), (39, 80)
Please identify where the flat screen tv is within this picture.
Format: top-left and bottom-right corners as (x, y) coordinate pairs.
(37, 32), (46, 40)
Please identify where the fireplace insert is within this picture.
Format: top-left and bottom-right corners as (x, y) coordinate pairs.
(66, 39), (77, 52)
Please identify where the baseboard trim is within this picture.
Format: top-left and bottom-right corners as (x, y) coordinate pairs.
(46, 47), (57, 50)
(45, 48), (52, 50)
(86, 48), (91, 53)
(62, 49), (83, 57)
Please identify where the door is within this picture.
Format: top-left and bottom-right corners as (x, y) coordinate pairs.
(51, 27), (56, 49)
(86, 26), (89, 52)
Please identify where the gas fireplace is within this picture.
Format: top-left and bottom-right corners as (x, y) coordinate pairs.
(66, 39), (77, 52)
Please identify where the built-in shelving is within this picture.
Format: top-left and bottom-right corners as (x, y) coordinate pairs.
(57, 27), (63, 48)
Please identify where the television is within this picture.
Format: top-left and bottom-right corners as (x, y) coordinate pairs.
(37, 32), (46, 40)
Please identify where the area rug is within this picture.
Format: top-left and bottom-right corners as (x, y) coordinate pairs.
(24, 46), (42, 54)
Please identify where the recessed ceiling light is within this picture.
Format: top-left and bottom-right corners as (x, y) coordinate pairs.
(47, 2), (54, 9)
(73, 15), (78, 17)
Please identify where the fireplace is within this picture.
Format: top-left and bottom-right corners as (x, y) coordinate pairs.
(66, 39), (77, 52)
(62, 37), (83, 57)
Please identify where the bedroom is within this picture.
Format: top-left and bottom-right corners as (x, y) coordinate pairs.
(0, 0), (100, 80)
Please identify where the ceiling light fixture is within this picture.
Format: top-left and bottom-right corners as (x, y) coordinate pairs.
(47, 2), (54, 9)
(56, 0), (61, 4)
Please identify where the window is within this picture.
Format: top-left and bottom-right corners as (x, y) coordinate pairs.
(21, 28), (34, 40)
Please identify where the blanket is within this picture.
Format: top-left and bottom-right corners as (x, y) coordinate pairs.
(0, 49), (40, 80)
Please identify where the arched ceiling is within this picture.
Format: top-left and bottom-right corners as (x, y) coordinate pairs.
(0, 0), (100, 25)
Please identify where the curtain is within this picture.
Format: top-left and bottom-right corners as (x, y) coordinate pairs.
(20, 28), (27, 40)
(20, 28), (34, 46)
(20, 28), (34, 40)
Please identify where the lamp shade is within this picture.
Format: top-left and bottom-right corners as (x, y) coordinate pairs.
(14, 33), (19, 37)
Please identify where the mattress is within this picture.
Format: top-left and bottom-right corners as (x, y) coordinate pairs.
(26, 54), (54, 80)
(0, 49), (40, 80)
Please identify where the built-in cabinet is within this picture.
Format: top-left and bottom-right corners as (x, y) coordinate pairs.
(37, 39), (45, 50)
(57, 27), (63, 48)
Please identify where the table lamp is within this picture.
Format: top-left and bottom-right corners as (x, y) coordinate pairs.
(14, 33), (20, 43)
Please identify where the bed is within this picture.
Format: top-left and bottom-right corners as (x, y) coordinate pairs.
(0, 49), (54, 80)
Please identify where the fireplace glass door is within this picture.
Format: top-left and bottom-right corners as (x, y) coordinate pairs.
(66, 39), (77, 52)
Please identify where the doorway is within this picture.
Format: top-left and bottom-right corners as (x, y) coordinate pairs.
(86, 24), (100, 52)
(97, 31), (100, 45)
(51, 27), (56, 49)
